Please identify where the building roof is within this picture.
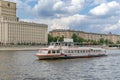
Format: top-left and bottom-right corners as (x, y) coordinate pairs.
(50, 29), (85, 33)
(50, 29), (120, 36)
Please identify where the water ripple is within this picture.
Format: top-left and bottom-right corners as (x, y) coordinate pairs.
(0, 50), (120, 80)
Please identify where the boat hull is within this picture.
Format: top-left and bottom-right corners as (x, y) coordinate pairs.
(35, 54), (107, 60)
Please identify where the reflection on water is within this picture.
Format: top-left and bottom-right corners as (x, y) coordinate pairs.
(0, 50), (120, 80)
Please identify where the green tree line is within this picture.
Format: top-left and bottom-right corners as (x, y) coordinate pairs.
(48, 33), (114, 45)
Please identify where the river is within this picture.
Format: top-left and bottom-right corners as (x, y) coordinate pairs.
(0, 50), (120, 80)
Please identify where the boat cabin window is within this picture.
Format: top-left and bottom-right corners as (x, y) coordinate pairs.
(57, 50), (60, 53)
(52, 50), (55, 53)
(83, 50), (85, 53)
(48, 50), (51, 54)
(68, 50), (70, 53)
(50, 42), (60, 46)
(90, 49), (93, 51)
(80, 50), (82, 53)
(50, 43), (55, 45)
(64, 50), (68, 53)
(61, 42), (74, 47)
(94, 50), (96, 52)
(71, 50), (73, 53)
(97, 50), (101, 52)
(55, 43), (60, 46)
(51, 50), (60, 54)
(40, 50), (48, 54)
(65, 43), (67, 46)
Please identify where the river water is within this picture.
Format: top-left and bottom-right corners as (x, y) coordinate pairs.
(0, 50), (120, 80)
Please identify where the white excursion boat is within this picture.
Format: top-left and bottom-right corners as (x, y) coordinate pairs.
(35, 39), (107, 60)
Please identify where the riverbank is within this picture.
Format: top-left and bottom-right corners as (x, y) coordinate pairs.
(0, 46), (46, 51)
(103, 47), (120, 50)
(0, 46), (119, 51)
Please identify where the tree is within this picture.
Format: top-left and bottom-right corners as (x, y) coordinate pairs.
(48, 34), (53, 44)
(104, 39), (109, 45)
(72, 33), (85, 43)
(78, 37), (84, 42)
(116, 41), (120, 44)
(100, 38), (104, 44)
(92, 40), (98, 45)
(72, 33), (78, 42)
(59, 35), (64, 42)
(48, 34), (64, 44)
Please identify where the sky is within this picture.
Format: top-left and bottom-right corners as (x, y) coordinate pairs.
(6, 0), (120, 34)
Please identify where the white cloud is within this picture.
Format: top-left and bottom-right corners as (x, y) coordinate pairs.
(93, 0), (107, 5)
(70, 0), (84, 10)
(6, 0), (37, 18)
(103, 20), (120, 32)
(50, 14), (85, 30)
(90, 1), (120, 16)
(4, 0), (120, 34)
(33, 0), (86, 18)
(53, 1), (64, 10)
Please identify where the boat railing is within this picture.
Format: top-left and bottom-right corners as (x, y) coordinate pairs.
(49, 42), (104, 49)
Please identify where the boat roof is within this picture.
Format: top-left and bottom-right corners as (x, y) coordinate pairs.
(39, 47), (104, 51)
(91, 47), (105, 50)
(39, 48), (60, 50)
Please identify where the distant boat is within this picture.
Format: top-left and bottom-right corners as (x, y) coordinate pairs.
(35, 39), (107, 60)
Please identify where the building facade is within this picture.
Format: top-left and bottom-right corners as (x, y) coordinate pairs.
(0, 0), (48, 45)
(49, 29), (120, 43)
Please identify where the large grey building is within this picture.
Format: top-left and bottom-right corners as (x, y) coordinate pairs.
(0, 0), (48, 45)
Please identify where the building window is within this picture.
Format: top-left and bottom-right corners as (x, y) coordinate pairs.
(8, 3), (10, 7)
